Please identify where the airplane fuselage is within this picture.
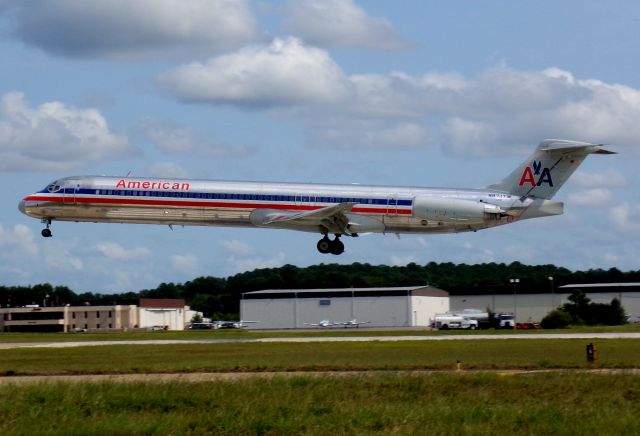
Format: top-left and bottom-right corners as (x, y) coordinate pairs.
(19, 175), (528, 235)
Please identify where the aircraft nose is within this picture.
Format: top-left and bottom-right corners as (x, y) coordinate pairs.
(18, 199), (26, 214)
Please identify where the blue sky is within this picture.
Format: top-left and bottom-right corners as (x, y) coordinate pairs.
(1, 0), (638, 293)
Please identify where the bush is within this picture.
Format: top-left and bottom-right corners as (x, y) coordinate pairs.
(541, 309), (572, 329)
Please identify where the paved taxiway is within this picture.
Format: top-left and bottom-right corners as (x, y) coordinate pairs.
(1, 332), (639, 350)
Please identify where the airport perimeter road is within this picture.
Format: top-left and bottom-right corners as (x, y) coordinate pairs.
(1, 332), (640, 350)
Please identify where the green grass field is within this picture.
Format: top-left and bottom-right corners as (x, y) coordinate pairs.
(1, 339), (639, 375)
(1, 331), (639, 434)
(1, 373), (639, 434)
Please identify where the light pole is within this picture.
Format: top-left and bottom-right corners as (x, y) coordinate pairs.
(548, 276), (554, 309)
(510, 278), (519, 322)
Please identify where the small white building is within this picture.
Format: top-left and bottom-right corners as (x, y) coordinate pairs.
(240, 286), (449, 329)
(137, 299), (190, 330)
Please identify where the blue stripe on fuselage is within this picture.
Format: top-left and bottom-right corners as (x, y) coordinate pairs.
(71, 188), (413, 207)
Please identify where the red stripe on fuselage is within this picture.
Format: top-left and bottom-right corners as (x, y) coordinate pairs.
(23, 195), (413, 215)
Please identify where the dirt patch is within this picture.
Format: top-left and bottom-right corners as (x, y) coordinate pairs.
(2, 368), (639, 384)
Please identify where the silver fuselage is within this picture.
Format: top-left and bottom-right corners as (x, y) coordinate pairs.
(19, 175), (559, 235)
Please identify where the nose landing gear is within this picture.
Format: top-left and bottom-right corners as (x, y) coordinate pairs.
(317, 235), (344, 255)
(41, 219), (52, 238)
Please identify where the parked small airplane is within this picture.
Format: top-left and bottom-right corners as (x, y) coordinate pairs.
(336, 319), (370, 328)
(18, 139), (614, 254)
(213, 320), (258, 329)
(303, 320), (334, 327)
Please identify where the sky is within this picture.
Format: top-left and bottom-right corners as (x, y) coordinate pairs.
(1, 0), (639, 293)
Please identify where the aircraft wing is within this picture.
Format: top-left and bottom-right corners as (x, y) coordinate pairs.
(250, 203), (358, 234)
(265, 202), (356, 224)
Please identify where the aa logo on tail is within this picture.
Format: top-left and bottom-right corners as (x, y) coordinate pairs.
(519, 160), (553, 187)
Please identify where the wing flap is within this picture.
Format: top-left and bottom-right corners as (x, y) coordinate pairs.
(263, 202), (357, 224)
(249, 203), (358, 234)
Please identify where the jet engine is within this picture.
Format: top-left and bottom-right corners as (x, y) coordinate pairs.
(412, 196), (504, 224)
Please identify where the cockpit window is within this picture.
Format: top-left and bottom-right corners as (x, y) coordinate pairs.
(46, 182), (62, 193)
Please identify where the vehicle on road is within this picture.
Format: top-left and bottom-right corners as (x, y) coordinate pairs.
(433, 314), (479, 330)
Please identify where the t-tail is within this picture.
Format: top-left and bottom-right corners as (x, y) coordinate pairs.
(488, 139), (616, 200)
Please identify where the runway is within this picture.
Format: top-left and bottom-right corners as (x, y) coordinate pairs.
(1, 332), (639, 350)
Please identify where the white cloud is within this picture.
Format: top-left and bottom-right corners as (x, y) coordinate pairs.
(312, 121), (427, 150)
(284, 0), (404, 49)
(45, 250), (84, 272)
(171, 254), (199, 275)
(137, 119), (252, 158)
(145, 162), (191, 180)
(159, 38), (640, 153)
(572, 170), (627, 188)
(0, 92), (130, 171)
(390, 255), (417, 266)
(95, 242), (151, 261)
(2, 0), (258, 59)
(442, 118), (498, 156)
(378, 235), (428, 253)
(223, 239), (256, 257)
(609, 203), (640, 233)
(158, 37), (350, 107)
(0, 223), (37, 256)
(425, 67), (640, 155)
(228, 252), (287, 273)
(567, 189), (614, 207)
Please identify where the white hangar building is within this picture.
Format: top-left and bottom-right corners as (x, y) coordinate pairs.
(240, 286), (449, 329)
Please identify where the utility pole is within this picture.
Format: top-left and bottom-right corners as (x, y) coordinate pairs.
(510, 278), (519, 322)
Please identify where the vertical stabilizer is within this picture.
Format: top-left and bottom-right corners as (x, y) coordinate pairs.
(488, 139), (615, 199)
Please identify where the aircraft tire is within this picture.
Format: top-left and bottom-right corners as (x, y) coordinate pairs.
(41, 228), (52, 238)
(317, 237), (331, 254)
(330, 239), (344, 255)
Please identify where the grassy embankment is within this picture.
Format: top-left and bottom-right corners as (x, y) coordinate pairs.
(0, 373), (639, 434)
(1, 332), (639, 434)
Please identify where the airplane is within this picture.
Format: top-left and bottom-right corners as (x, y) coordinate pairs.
(213, 320), (258, 329)
(303, 320), (335, 327)
(18, 139), (614, 255)
(336, 319), (370, 328)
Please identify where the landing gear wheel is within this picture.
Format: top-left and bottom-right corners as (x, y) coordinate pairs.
(41, 219), (53, 238)
(329, 238), (344, 255)
(317, 235), (345, 255)
(317, 236), (331, 254)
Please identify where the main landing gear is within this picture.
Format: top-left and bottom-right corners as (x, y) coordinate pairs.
(41, 219), (52, 238)
(317, 235), (344, 255)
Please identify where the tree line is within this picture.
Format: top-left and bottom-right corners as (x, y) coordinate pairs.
(1, 262), (638, 318)
(541, 290), (627, 327)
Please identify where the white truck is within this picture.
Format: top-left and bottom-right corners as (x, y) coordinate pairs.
(490, 312), (516, 329)
(432, 313), (479, 330)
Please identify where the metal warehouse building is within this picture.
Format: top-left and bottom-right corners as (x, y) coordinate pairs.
(240, 286), (449, 329)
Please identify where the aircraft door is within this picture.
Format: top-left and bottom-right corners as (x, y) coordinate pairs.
(386, 195), (399, 216)
(63, 181), (79, 204)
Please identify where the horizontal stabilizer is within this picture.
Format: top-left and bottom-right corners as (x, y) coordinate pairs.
(488, 139), (616, 199)
(537, 139), (615, 155)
